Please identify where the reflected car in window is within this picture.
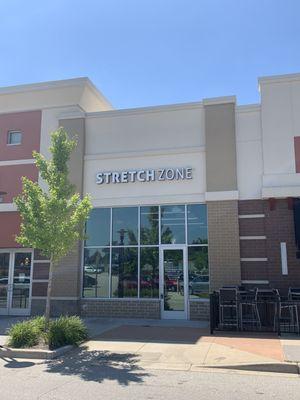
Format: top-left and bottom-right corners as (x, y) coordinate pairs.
(189, 275), (209, 295)
(83, 275), (97, 287)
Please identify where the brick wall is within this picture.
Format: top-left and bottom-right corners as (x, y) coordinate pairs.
(207, 200), (241, 290)
(81, 299), (161, 319)
(264, 199), (300, 292)
(189, 301), (209, 320)
(238, 199), (300, 292)
(31, 299), (78, 316)
(238, 200), (267, 283)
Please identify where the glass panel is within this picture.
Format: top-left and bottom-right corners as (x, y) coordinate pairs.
(8, 131), (22, 145)
(112, 207), (138, 246)
(83, 248), (110, 298)
(12, 253), (31, 309)
(0, 253), (9, 308)
(188, 246), (209, 299)
(111, 248), (138, 297)
(163, 249), (184, 311)
(161, 205), (185, 244)
(85, 208), (111, 247)
(140, 247), (159, 298)
(187, 204), (208, 244)
(140, 206), (159, 245)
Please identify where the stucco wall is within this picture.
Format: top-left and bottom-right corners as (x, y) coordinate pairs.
(84, 104), (206, 206)
(236, 106), (263, 200)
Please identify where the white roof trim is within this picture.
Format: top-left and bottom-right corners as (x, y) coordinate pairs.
(0, 77), (90, 95)
(0, 77), (113, 111)
(203, 95), (236, 106)
(86, 101), (203, 118)
(258, 72), (300, 85)
(236, 104), (261, 113)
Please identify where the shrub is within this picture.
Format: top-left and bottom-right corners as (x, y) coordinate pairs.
(48, 316), (88, 350)
(7, 317), (46, 348)
(7, 315), (88, 349)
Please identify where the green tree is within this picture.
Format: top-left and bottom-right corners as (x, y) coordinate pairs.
(14, 128), (92, 322)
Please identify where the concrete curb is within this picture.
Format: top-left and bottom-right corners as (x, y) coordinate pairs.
(0, 345), (74, 360)
(194, 362), (300, 375)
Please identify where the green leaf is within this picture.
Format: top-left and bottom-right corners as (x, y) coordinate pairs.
(14, 127), (92, 263)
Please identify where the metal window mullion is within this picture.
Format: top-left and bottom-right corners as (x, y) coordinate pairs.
(159, 205), (161, 245)
(109, 208), (113, 298)
(111, 245), (138, 248)
(185, 204), (188, 245)
(81, 241), (86, 299)
(184, 205), (190, 316)
(138, 206), (141, 298)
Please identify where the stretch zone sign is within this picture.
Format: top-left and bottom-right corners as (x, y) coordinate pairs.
(96, 167), (192, 185)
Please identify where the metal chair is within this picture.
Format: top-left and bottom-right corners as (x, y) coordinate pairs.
(239, 288), (261, 331)
(219, 288), (238, 329)
(279, 288), (300, 333)
(256, 288), (279, 332)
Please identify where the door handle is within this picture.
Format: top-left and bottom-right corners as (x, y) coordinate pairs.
(160, 293), (164, 299)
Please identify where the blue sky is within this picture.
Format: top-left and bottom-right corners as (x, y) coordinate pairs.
(0, 0), (299, 108)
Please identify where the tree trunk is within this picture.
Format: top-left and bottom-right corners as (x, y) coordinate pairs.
(45, 257), (54, 324)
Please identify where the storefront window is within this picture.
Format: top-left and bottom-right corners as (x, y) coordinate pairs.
(140, 206), (159, 245)
(140, 247), (159, 298)
(188, 246), (209, 299)
(83, 248), (110, 298)
(161, 205), (185, 244)
(111, 248), (138, 298)
(187, 204), (208, 244)
(85, 208), (111, 246)
(112, 207), (138, 246)
(83, 204), (209, 300)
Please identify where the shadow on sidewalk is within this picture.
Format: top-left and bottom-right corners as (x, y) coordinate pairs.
(94, 325), (210, 344)
(205, 363), (299, 374)
(45, 346), (150, 385)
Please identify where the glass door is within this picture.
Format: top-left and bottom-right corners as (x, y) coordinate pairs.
(0, 250), (32, 316)
(0, 253), (10, 315)
(10, 252), (32, 315)
(160, 247), (188, 319)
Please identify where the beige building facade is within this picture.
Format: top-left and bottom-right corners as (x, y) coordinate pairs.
(1, 73), (300, 320)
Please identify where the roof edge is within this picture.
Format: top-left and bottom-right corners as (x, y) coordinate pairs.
(0, 77), (92, 95)
(258, 72), (300, 85)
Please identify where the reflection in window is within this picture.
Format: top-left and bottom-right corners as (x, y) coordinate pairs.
(83, 248), (110, 298)
(140, 206), (159, 245)
(0, 253), (9, 308)
(85, 208), (111, 247)
(83, 204), (209, 299)
(140, 247), (159, 298)
(188, 247), (209, 299)
(111, 248), (138, 298)
(187, 204), (208, 244)
(161, 205), (185, 244)
(163, 249), (185, 311)
(12, 252), (32, 309)
(112, 207), (138, 245)
(7, 130), (22, 145)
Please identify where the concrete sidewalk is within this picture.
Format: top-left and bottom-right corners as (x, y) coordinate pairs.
(1, 316), (300, 374)
(82, 319), (300, 374)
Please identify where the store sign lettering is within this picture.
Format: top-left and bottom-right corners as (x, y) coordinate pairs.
(96, 167), (192, 185)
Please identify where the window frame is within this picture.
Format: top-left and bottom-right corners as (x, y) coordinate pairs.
(7, 130), (22, 146)
(82, 204), (209, 300)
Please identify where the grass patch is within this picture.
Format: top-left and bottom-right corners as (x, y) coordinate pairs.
(7, 316), (88, 350)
